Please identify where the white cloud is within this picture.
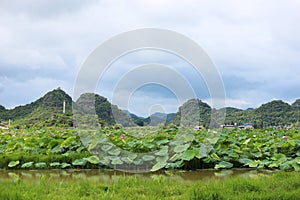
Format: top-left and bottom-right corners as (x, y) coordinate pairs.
(125, 95), (180, 117)
(0, 76), (72, 109)
(0, 0), (299, 113)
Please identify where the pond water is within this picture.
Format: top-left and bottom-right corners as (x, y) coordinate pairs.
(0, 169), (278, 182)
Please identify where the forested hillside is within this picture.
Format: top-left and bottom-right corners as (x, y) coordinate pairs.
(171, 99), (300, 128)
(0, 88), (299, 128)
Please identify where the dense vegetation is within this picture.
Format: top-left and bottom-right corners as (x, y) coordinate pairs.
(0, 172), (299, 199)
(0, 88), (299, 128)
(1, 127), (299, 171)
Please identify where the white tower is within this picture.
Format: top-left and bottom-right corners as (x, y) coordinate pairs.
(63, 100), (66, 114)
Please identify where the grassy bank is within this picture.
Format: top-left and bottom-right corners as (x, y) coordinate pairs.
(0, 172), (299, 199)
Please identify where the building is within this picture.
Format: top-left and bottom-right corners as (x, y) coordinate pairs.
(194, 125), (204, 130)
(221, 125), (238, 129)
(239, 123), (254, 129)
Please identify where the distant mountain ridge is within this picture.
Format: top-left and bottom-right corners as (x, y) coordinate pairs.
(122, 110), (176, 126)
(150, 112), (168, 119)
(0, 88), (299, 128)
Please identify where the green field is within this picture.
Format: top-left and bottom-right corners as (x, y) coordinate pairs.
(0, 171), (299, 199)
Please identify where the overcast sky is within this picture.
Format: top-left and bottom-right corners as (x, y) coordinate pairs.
(0, 0), (300, 117)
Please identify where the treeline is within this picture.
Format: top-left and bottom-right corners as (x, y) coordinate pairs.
(172, 99), (300, 128)
(0, 88), (299, 128)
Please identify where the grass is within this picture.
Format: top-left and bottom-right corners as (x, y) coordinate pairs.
(0, 172), (299, 199)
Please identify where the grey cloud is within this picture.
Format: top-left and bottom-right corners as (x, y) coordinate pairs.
(0, 0), (300, 111)
(0, 0), (97, 19)
(0, 65), (74, 83)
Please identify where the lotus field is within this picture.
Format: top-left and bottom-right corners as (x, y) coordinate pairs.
(0, 126), (300, 171)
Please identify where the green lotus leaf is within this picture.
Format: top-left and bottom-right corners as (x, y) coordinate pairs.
(101, 144), (113, 152)
(99, 157), (110, 165)
(259, 159), (271, 166)
(199, 145), (209, 157)
(238, 158), (252, 165)
(88, 139), (98, 151)
(156, 139), (169, 145)
(243, 138), (251, 145)
(111, 157), (123, 165)
(127, 153), (138, 160)
(280, 162), (292, 170)
(170, 153), (181, 162)
(268, 161), (280, 168)
(287, 139), (296, 147)
(60, 136), (77, 148)
(292, 162), (300, 171)
(155, 146), (168, 156)
(8, 160), (20, 168)
(35, 162), (47, 168)
(248, 160), (260, 168)
(272, 153), (287, 162)
(51, 145), (63, 153)
(142, 155), (155, 161)
(76, 146), (85, 153)
(210, 153), (220, 161)
(214, 161), (233, 169)
(206, 137), (219, 144)
(84, 155), (100, 164)
(227, 151), (239, 159)
(143, 143), (156, 149)
(166, 160), (184, 169)
(121, 157), (134, 164)
(72, 159), (87, 166)
(194, 148), (205, 159)
(182, 134), (195, 142)
(151, 161), (167, 172)
(292, 157), (300, 171)
(169, 140), (184, 146)
(233, 149), (243, 154)
(180, 150), (196, 161)
(108, 148), (121, 156)
(133, 159), (143, 165)
(251, 151), (262, 158)
(156, 155), (169, 163)
(173, 144), (190, 153)
(61, 163), (71, 169)
(21, 162), (34, 168)
(50, 162), (60, 167)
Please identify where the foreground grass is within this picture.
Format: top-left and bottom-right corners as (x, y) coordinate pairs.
(0, 172), (299, 200)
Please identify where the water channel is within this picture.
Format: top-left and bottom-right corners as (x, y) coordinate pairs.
(0, 169), (278, 182)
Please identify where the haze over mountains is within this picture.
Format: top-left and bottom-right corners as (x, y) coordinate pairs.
(0, 88), (299, 128)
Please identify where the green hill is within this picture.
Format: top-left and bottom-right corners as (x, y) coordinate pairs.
(140, 112), (176, 126)
(0, 105), (5, 111)
(253, 100), (292, 127)
(292, 99), (300, 109)
(75, 93), (135, 127)
(171, 99), (212, 127)
(169, 99), (300, 128)
(222, 107), (243, 114)
(5, 88), (73, 127)
(223, 100), (300, 128)
(0, 88), (299, 128)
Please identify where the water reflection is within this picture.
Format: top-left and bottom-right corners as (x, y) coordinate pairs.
(0, 169), (277, 182)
